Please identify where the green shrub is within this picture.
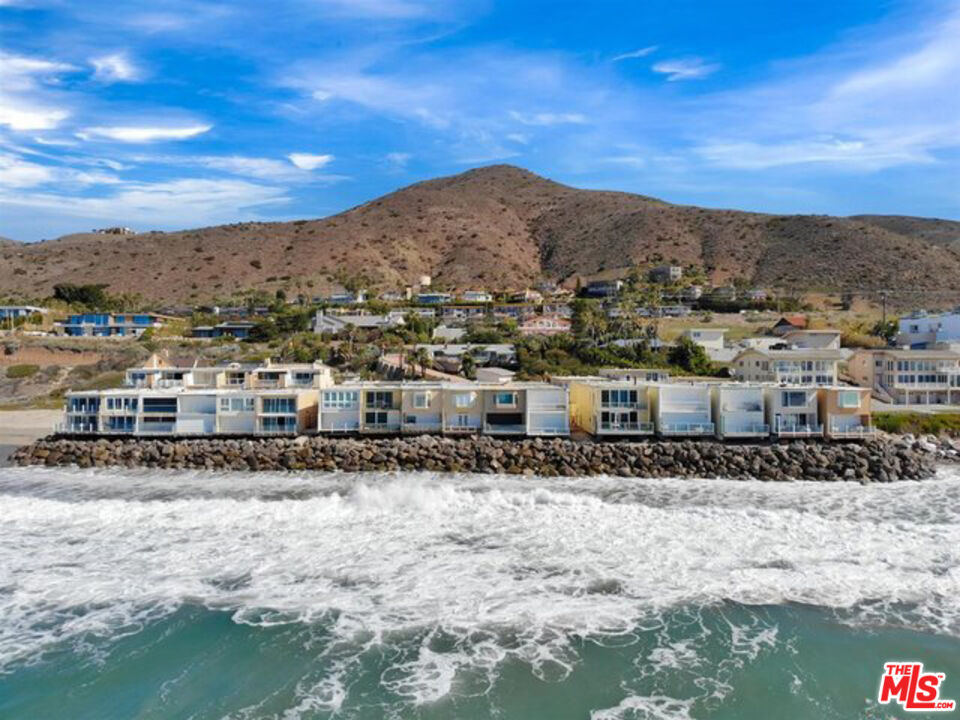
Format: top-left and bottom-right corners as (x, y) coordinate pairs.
(6, 364), (39, 379)
(873, 412), (960, 437)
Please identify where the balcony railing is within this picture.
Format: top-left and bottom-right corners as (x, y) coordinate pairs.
(255, 427), (299, 436)
(529, 403), (569, 412)
(660, 422), (714, 435)
(599, 421), (654, 434)
(600, 401), (647, 409)
(320, 421), (361, 432)
(484, 423), (527, 434)
(56, 422), (99, 434)
(828, 422), (875, 438)
(402, 420), (443, 432)
(719, 421), (769, 437)
(443, 422), (482, 433)
(774, 422), (823, 436)
(364, 422), (402, 432)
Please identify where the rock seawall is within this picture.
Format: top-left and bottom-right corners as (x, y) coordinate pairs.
(10, 435), (940, 481)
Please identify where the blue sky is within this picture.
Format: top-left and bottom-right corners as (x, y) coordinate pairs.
(1, 0), (959, 241)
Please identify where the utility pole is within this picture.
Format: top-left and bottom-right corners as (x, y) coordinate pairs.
(881, 290), (888, 327)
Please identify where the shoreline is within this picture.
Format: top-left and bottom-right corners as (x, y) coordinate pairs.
(0, 410), (60, 467)
(9, 434), (941, 481)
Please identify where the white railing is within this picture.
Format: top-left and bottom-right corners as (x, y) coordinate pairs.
(364, 422), (402, 432)
(443, 422), (482, 433)
(600, 401), (646, 409)
(828, 422), (875, 438)
(719, 421), (770, 436)
(56, 422), (98, 434)
(661, 402), (710, 412)
(320, 421), (361, 432)
(660, 422), (715, 435)
(599, 421), (655, 433)
(255, 427), (299, 436)
(775, 421), (823, 436)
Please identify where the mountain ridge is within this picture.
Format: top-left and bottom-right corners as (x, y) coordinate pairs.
(2, 164), (959, 304)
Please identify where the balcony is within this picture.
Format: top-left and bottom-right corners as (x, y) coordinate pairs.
(718, 420), (769, 437)
(402, 420), (443, 433)
(364, 422), (402, 433)
(661, 401), (710, 413)
(529, 402), (569, 412)
(443, 422), (482, 433)
(600, 401), (647, 410)
(659, 422), (714, 435)
(484, 423), (527, 434)
(774, 421), (824, 437)
(320, 421), (361, 433)
(828, 421), (875, 439)
(599, 420), (654, 434)
(56, 421), (99, 434)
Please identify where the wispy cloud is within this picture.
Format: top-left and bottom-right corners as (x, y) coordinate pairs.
(508, 110), (588, 126)
(77, 124), (212, 142)
(612, 46), (658, 62)
(0, 178), (289, 226)
(287, 152), (334, 170)
(0, 153), (119, 189)
(651, 57), (720, 81)
(385, 151), (412, 167)
(0, 51), (75, 131)
(91, 52), (143, 82)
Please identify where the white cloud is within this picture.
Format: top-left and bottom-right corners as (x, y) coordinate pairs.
(91, 52), (142, 83)
(612, 46), (659, 62)
(287, 152), (334, 170)
(0, 153), (119, 189)
(311, 0), (432, 19)
(509, 110), (588, 126)
(0, 178), (289, 226)
(696, 137), (933, 170)
(78, 124), (212, 142)
(385, 152), (412, 167)
(505, 133), (530, 144)
(651, 57), (720, 81)
(0, 51), (75, 131)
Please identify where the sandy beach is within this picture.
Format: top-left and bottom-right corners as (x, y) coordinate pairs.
(0, 410), (59, 466)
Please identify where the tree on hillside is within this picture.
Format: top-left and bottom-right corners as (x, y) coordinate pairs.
(460, 353), (476, 380)
(667, 336), (713, 375)
(409, 347), (431, 378)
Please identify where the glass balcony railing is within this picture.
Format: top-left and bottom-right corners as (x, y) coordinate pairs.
(775, 421), (823, 436)
(660, 422), (715, 435)
(828, 421), (875, 438)
(599, 421), (654, 433)
(719, 421), (769, 436)
(484, 423), (527, 434)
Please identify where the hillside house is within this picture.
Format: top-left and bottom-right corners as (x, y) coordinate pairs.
(848, 348), (960, 405)
(731, 348), (843, 385)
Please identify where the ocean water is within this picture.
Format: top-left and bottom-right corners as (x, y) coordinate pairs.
(1, 467), (958, 719)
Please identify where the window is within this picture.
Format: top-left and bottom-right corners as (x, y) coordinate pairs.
(142, 397), (177, 413)
(454, 392), (475, 408)
(220, 397), (255, 412)
(783, 391), (807, 407)
(366, 391), (394, 409)
(413, 392), (430, 409)
(323, 391), (358, 409)
(495, 392), (518, 407)
(837, 391), (861, 408)
(365, 411), (388, 424)
(263, 397), (296, 414)
(292, 372), (313, 385)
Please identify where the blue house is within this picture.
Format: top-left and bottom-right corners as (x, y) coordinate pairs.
(58, 313), (167, 338)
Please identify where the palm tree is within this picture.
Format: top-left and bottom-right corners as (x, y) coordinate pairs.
(409, 347), (431, 378)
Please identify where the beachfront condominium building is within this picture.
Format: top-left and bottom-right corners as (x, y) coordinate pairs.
(818, 387), (873, 439)
(652, 384), (714, 437)
(61, 386), (318, 436)
(316, 382), (568, 437)
(124, 358), (334, 392)
(765, 387), (823, 438)
(562, 378), (655, 437)
(711, 385), (769, 439)
(731, 348), (843, 385)
(58, 312), (170, 338)
(848, 348), (960, 405)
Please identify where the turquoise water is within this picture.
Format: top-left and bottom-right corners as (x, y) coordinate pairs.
(1, 468), (958, 719)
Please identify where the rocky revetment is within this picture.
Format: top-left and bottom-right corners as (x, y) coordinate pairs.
(11, 434), (954, 481)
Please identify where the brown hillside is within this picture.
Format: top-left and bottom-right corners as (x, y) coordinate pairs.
(851, 215), (960, 252)
(1, 165), (959, 303)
